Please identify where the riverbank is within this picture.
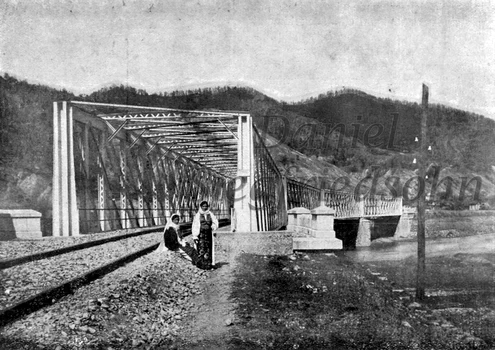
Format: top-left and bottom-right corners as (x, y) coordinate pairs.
(196, 251), (488, 349)
(362, 250), (495, 348)
(167, 231), (492, 349)
(1, 230), (491, 349)
(345, 233), (495, 348)
(425, 210), (495, 238)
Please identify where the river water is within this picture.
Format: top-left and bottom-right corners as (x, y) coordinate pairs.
(342, 233), (495, 307)
(343, 234), (495, 262)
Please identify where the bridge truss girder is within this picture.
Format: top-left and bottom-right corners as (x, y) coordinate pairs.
(52, 101), (239, 236)
(52, 101), (287, 236)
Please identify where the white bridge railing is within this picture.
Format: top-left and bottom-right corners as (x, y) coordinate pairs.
(363, 196), (403, 217)
(324, 191), (403, 219)
(324, 192), (360, 218)
(287, 178), (403, 219)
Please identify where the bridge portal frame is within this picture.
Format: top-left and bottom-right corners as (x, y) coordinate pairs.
(52, 101), (80, 236)
(51, 101), (282, 236)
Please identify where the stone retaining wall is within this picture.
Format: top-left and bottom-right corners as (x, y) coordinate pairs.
(425, 210), (495, 238)
(216, 231), (293, 256)
(395, 210), (495, 239)
(0, 210), (43, 240)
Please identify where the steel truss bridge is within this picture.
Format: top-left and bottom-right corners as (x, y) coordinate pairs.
(52, 101), (285, 236)
(51, 101), (402, 237)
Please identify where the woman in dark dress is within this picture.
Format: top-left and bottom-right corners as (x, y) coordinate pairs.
(163, 213), (211, 269)
(163, 214), (186, 252)
(192, 201), (219, 269)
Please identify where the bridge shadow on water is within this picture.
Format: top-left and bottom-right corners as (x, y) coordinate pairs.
(335, 216), (401, 250)
(335, 219), (359, 250)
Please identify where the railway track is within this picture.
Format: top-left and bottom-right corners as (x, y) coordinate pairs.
(0, 227), (164, 269)
(0, 220), (229, 327)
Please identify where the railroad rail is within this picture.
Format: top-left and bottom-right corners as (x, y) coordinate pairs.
(0, 220), (229, 327)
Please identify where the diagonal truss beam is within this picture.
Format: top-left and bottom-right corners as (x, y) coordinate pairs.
(71, 101), (249, 180)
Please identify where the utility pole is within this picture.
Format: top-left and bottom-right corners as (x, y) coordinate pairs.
(416, 84), (428, 300)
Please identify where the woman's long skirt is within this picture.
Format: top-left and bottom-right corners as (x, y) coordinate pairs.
(197, 228), (213, 269)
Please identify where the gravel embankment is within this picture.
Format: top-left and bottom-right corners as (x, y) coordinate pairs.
(0, 231), (163, 309)
(0, 228), (162, 261)
(0, 247), (208, 349)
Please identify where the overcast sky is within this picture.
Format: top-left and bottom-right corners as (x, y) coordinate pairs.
(1, 0), (494, 118)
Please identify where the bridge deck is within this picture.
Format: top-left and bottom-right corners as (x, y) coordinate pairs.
(335, 214), (402, 220)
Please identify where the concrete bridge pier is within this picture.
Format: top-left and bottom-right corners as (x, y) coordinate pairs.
(287, 207), (311, 235)
(354, 207), (417, 247)
(292, 204), (343, 250)
(356, 218), (373, 247)
(394, 207), (417, 239)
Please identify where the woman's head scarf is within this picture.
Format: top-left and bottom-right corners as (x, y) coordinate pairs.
(198, 201), (210, 215)
(165, 213), (180, 231)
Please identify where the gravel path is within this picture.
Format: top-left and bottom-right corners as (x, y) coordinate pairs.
(0, 230), (163, 309)
(0, 228), (162, 261)
(174, 234), (240, 349)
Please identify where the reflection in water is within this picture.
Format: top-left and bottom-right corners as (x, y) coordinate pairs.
(342, 233), (495, 308)
(344, 234), (495, 262)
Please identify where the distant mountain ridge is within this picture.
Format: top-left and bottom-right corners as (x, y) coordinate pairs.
(279, 87), (494, 171)
(1, 74), (495, 213)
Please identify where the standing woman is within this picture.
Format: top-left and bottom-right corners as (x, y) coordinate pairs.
(192, 201), (219, 269)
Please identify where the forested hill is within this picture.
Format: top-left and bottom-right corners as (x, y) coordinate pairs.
(2, 75), (494, 174)
(280, 88), (495, 173)
(1, 74), (495, 213)
(0, 75), (75, 174)
(83, 84), (280, 116)
(78, 83), (495, 174)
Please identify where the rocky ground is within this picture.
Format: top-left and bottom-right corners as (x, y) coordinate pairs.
(0, 245), (209, 349)
(355, 249), (495, 348)
(223, 252), (493, 349)
(0, 228), (159, 261)
(0, 230), (162, 309)
(1, 229), (493, 349)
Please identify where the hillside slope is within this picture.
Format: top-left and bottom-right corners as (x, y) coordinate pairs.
(1, 75), (494, 215)
(281, 88), (495, 173)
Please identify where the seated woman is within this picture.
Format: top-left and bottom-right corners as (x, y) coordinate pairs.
(163, 213), (211, 270)
(163, 214), (187, 253)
